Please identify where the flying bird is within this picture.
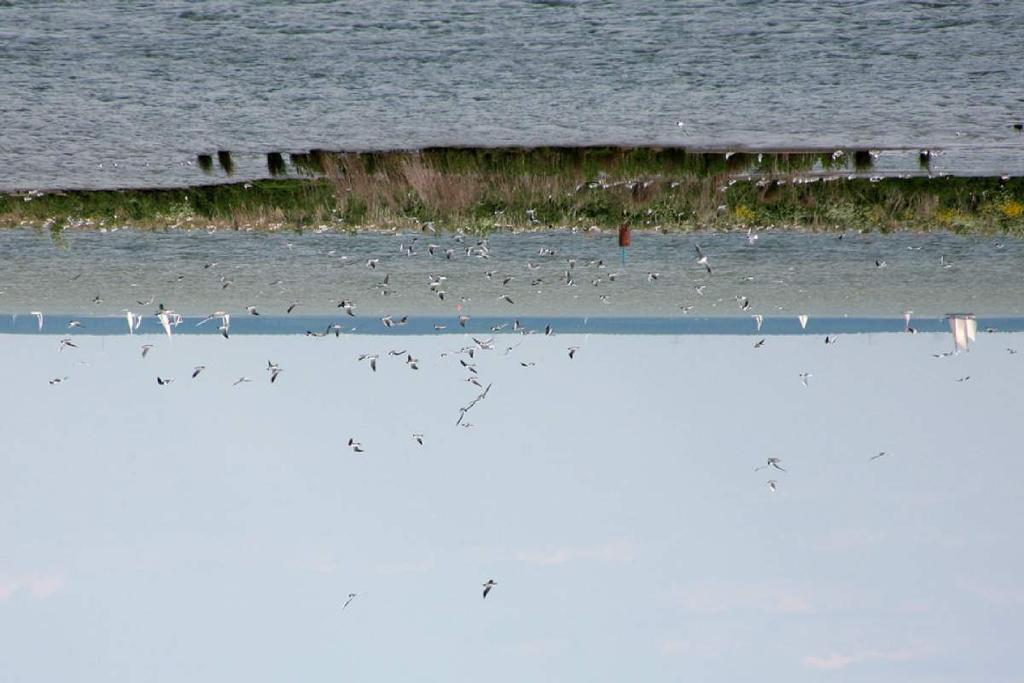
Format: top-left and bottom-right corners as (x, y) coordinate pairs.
(342, 593), (358, 610)
(694, 244), (712, 273)
(412, 433), (424, 446)
(156, 376), (173, 385)
(192, 365), (206, 379)
(755, 457), (786, 472)
(482, 579), (497, 599)
(157, 312), (173, 338)
(141, 344), (154, 358)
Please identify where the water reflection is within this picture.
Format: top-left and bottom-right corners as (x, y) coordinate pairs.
(948, 313), (978, 353)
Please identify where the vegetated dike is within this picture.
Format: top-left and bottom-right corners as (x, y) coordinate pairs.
(2, 146), (1022, 234)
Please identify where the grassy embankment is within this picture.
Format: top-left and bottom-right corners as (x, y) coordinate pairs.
(1, 147), (1022, 234)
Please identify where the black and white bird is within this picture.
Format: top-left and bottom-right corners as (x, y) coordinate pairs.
(267, 361), (283, 383)
(695, 244), (712, 274)
(342, 593), (358, 610)
(482, 579), (497, 599)
(755, 457), (786, 472)
(192, 365), (206, 379)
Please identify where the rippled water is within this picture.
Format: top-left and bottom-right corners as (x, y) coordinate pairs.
(1, 228), (1021, 318)
(2, 0), (1023, 190)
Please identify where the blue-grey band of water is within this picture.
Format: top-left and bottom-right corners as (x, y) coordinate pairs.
(4, 315), (1021, 336)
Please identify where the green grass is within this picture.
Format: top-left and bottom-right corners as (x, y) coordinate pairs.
(2, 147), (1022, 234)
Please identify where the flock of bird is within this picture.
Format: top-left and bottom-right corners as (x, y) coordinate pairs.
(17, 227), (996, 603)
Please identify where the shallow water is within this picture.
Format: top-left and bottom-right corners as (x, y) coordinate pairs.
(2, 1), (1023, 189)
(2, 330), (1021, 681)
(1, 228), (1023, 318)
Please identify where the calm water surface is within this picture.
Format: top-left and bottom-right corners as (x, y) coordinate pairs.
(1, 228), (1022, 318)
(1, 331), (1021, 681)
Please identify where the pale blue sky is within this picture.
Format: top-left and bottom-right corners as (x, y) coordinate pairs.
(1, 330), (1022, 682)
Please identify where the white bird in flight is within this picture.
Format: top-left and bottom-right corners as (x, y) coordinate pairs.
(694, 244), (712, 274)
(157, 312), (173, 338)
